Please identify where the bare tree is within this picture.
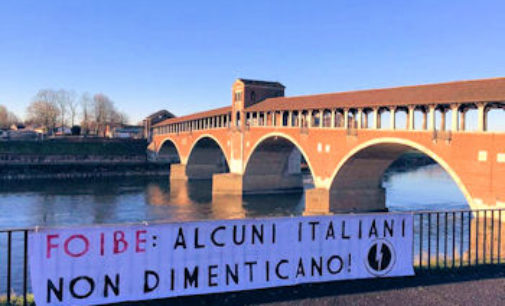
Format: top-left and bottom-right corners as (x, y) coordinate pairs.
(93, 93), (115, 137)
(26, 90), (60, 133)
(0, 105), (18, 129)
(80, 92), (92, 136)
(111, 110), (130, 125)
(56, 90), (68, 128)
(66, 90), (78, 127)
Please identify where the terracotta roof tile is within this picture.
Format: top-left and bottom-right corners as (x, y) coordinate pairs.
(245, 77), (505, 112)
(153, 106), (231, 127)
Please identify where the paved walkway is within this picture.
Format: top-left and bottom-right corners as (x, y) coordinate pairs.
(125, 265), (505, 306)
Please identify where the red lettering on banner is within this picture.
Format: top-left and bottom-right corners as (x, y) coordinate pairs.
(113, 231), (128, 254)
(136, 230), (147, 253)
(64, 234), (89, 258)
(46, 234), (60, 259)
(100, 233), (105, 256)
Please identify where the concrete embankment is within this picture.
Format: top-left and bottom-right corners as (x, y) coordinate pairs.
(0, 139), (170, 180)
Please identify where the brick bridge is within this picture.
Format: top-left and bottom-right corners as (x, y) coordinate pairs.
(148, 78), (505, 214)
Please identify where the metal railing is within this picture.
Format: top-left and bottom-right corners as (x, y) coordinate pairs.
(1, 228), (29, 305)
(1, 208), (504, 304)
(414, 209), (503, 269)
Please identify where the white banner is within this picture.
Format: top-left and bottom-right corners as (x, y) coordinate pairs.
(29, 214), (414, 305)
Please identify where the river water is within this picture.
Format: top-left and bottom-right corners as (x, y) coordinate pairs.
(0, 164), (471, 295)
(0, 164), (469, 229)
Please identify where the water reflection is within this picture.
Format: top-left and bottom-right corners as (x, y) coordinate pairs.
(0, 163), (470, 229)
(384, 164), (468, 211)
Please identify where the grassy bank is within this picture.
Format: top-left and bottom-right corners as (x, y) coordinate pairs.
(0, 294), (34, 306)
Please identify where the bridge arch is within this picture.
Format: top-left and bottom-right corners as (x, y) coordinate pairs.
(185, 135), (229, 180)
(328, 137), (473, 212)
(243, 133), (315, 194)
(157, 138), (181, 163)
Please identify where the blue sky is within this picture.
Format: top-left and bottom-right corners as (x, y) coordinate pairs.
(1, 0), (504, 124)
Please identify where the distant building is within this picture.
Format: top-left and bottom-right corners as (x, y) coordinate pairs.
(143, 110), (175, 141)
(53, 126), (72, 136)
(112, 125), (144, 139)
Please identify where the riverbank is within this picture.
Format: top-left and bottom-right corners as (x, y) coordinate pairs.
(0, 139), (173, 180)
(0, 162), (170, 180)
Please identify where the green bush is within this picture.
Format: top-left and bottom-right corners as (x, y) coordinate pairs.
(0, 294), (35, 306)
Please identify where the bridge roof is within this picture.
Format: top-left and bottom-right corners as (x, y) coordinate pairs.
(153, 106), (231, 127)
(245, 77), (505, 111)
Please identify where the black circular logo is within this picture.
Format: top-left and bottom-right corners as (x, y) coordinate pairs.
(365, 239), (395, 276)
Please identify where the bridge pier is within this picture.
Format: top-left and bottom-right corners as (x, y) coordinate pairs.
(170, 163), (228, 182)
(212, 173), (243, 194)
(212, 172), (303, 195)
(304, 187), (387, 215)
(170, 164), (188, 181)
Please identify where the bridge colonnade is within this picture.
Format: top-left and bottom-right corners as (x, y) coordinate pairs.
(241, 102), (503, 134)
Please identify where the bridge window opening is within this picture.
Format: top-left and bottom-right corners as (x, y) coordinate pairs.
(347, 109), (358, 129)
(274, 111), (281, 126)
(310, 110), (320, 127)
(292, 111), (299, 127)
(445, 107), (454, 131)
(434, 106), (449, 131)
(235, 112), (241, 128)
(258, 112), (264, 126)
(485, 103), (505, 132)
(334, 110), (344, 128)
(362, 109), (373, 129)
(460, 104), (478, 131)
(234, 91), (242, 102)
(413, 107), (427, 130)
(395, 107), (408, 130)
(245, 113), (251, 127)
(300, 111), (309, 128)
(322, 109), (332, 127)
(378, 107), (391, 129)
(282, 112), (289, 127)
(252, 113), (258, 126)
(263, 112), (270, 126)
